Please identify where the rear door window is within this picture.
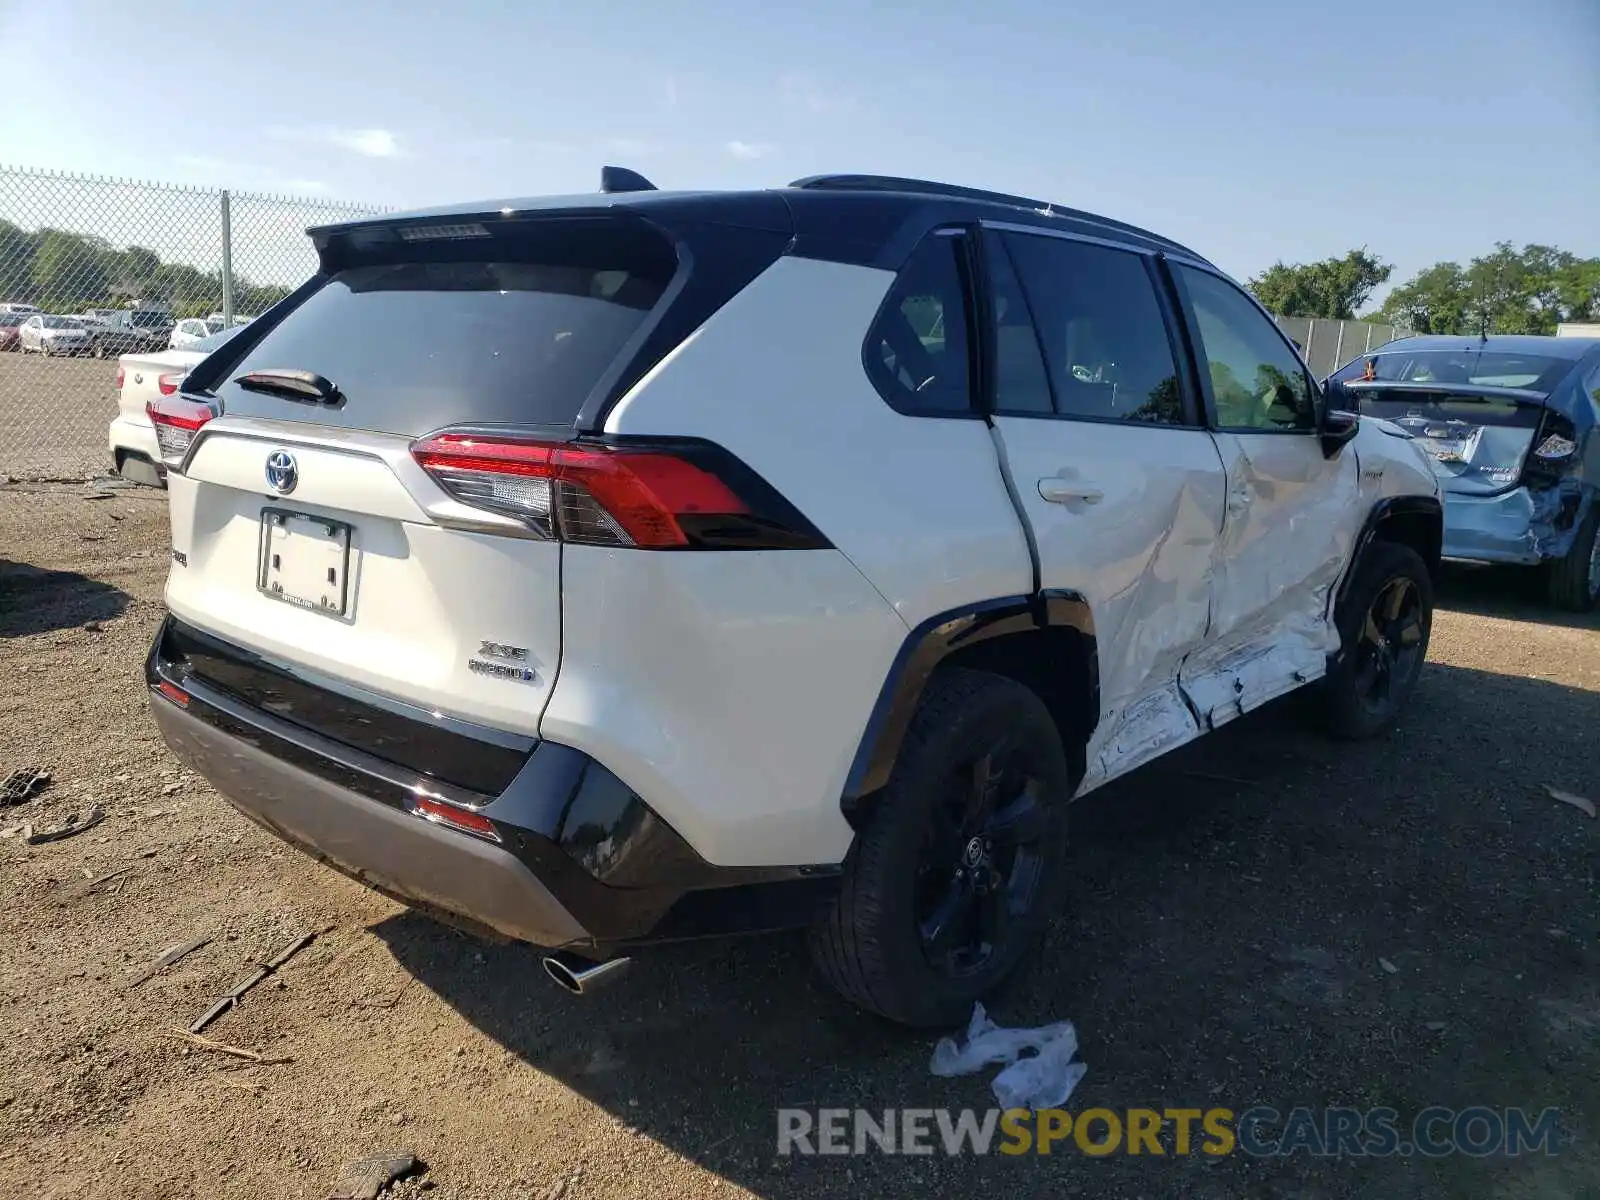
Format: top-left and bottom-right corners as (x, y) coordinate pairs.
(209, 216), (677, 435)
(1001, 232), (1187, 425)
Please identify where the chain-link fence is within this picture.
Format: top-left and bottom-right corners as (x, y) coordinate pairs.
(0, 165), (384, 481)
(1276, 315), (1411, 381)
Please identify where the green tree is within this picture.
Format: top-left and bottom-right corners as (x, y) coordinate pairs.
(1380, 262), (1471, 334)
(1248, 249), (1393, 319)
(30, 229), (108, 309)
(1383, 243), (1600, 336)
(0, 220), (40, 302)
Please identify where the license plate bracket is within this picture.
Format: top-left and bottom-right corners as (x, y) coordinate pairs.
(258, 508), (351, 617)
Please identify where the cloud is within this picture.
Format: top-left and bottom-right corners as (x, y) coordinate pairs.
(266, 126), (404, 158)
(725, 140), (774, 161)
(780, 72), (856, 116)
(329, 128), (401, 158)
(601, 136), (667, 157)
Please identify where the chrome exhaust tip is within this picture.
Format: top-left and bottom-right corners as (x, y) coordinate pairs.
(542, 953), (631, 996)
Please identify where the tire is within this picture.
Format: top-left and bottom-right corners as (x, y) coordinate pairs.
(1544, 504), (1600, 613)
(1321, 539), (1433, 740)
(808, 668), (1073, 1027)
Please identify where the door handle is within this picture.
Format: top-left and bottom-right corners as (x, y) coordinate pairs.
(1038, 479), (1104, 505)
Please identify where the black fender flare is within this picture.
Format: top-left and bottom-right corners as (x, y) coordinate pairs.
(841, 590), (1096, 803)
(1336, 493), (1444, 609)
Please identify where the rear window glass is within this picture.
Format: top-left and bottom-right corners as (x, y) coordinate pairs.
(211, 217), (677, 434)
(1334, 350), (1574, 394)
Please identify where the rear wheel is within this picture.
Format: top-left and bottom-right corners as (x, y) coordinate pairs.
(1545, 505), (1600, 613)
(1321, 540), (1433, 740)
(808, 668), (1073, 1027)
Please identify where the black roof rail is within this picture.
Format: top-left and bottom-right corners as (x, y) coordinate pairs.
(789, 173), (1057, 211)
(787, 173), (1203, 260)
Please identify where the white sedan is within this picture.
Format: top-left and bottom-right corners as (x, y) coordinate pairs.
(19, 314), (91, 355)
(168, 317), (213, 350)
(109, 325), (244, 486)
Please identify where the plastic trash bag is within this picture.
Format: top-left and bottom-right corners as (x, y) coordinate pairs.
(929, 1002), (1087, 1111)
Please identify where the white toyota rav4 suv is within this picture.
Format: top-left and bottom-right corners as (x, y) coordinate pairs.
(146, 171), (1441, 1026)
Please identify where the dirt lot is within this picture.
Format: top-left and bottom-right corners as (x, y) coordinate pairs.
(1, 481), (1596, 1199)
(0, 353), (120, 482)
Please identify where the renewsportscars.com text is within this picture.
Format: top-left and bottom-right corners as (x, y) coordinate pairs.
(776, 1106), (1567, 1158)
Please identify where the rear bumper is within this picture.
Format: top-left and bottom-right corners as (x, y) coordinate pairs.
(109, 414), (161, 464)
(147, 616), (837, 951)
(150, 694), (590, 947)
(1441, 488), (1545, 566)
(1440, 485), (1591, 567)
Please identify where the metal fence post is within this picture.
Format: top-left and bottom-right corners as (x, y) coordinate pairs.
(1331, 320), (1346, 373)
(220, 189), (233, 325)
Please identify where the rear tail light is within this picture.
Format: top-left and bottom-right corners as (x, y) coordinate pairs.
(1523, 412), (1579, 487)
(147, 395), (216, 468)
(115, 366), (125, 391)
(157, 372), (185, 396)
(410, 433), (830, 550)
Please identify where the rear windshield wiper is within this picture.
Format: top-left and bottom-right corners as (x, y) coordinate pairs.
(233, 369), (344, 407)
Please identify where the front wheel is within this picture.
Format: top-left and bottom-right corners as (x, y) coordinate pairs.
(809, 668), (1073, 1027)
(1320, 540), (1433, 740)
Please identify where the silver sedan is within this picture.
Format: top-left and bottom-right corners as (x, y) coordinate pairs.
(19, 314), (91, 356)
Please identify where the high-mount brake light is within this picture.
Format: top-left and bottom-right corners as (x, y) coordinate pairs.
(146, 395), (215, 468)
(409, 433), (827, 551)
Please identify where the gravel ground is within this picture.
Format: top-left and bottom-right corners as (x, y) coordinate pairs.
(1, 481), (1596, 1200)
(0, 353), (120, 482)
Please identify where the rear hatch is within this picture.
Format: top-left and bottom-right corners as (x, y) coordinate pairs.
(1353, 386), (1547, 494)
(1339, 348), (1579, 495)
(157, 203), (790, 752)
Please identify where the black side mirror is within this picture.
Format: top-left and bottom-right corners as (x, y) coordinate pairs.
(1319, 403), (1360, 458)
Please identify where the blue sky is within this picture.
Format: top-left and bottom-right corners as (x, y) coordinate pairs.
(1, 0), (1596, 295)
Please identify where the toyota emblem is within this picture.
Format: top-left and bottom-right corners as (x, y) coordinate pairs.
(265, 450), (298, 494)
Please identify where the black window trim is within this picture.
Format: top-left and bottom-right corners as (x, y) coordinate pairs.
(977, 219), (1205, 430)
(1167, 257), (1324, 437)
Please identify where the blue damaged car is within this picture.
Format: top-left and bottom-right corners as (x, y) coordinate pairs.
(1328, 335), (1600, 611)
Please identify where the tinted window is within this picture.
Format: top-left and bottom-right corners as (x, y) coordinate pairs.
(985, 232), (1052, 415)
(1332, 349), (1577, 396)
(1002, 233), (1184, 425)
(1179, 266), (1316, 431)
(865, 233), (973, 415)
(213, 216), (677, 435)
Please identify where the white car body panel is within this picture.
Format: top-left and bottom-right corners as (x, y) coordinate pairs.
(544, 545), (907, 866)
(605, 256), (1035, 624)
(109, 347), (207, 469)
(167, 424), (562, 738)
